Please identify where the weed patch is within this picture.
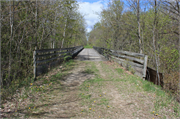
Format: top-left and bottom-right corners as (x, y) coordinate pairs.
(82, 69), (94, 74)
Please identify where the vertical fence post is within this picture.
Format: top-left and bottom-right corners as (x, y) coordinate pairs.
(143, 55), (148, 80)
(33, 48), (37, 81)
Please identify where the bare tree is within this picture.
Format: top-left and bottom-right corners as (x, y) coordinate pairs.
(8, 1), (14, 85)
(126, 0), (143, 53)
(152, 0), (160, 85)
(62, 18), (67, 49)
(0, 1), (1, 86)
(137, 0), (142, 54)
(35, 0), (38, 49)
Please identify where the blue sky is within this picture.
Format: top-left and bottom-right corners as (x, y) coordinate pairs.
(77, 0), (149, 33)
(78, 0), (108, 32)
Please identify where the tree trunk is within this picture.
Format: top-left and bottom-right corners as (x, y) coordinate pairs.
(8, 1), (14, 86)
(178, 0), (180, 101)
(40, 27), (44, 49)
(35, 0), (38, 49)
(0, 1), (2, 86)
(52, 9), (57, 49)
(61, 18), (67, 49)
(137, 0), (142, 54)
(153, 0), (160, 85)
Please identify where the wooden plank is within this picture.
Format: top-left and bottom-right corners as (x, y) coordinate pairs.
(132, 65), (143, 74)
(36, 54), (71, 64)
(72, 46), (83, 54)
(143, 55), (148, 79)
(111, 56), (143, 77)
(36, 47), (75, 53)
(111, 50), (145, 57)
(36, 51), (72, 58)
(72, 47), (84, 58)
(112, 53), (144, 64)
(112, 56), (144, 68)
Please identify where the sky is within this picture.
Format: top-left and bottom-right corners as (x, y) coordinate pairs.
(77, 0), (108, 33)
(77, 0), (148, 33)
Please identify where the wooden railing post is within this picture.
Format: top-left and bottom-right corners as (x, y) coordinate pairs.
(33, 47), (37, 80)
(143, 55), (148, 80)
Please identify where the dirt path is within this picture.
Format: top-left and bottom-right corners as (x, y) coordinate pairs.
(96, 61), (155, 118)
(1, 60), (180, 119)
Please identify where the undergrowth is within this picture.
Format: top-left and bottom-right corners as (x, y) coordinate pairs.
(1, 59), (75, 103)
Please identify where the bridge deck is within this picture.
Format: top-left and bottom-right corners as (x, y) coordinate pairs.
(75, 48), (107, 61)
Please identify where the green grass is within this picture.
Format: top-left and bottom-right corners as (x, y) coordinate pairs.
(128, 75), (180, 117)
(64, 59), (75, 69)
(84, 45), (93, 48)
(65, 59), (74, 66)
(115, 68), (124, 74)
(83, 68), (94, 74)
(80, 77), (104, 92)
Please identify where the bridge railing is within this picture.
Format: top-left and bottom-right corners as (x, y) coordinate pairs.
(33, 46), (84, 79)
(93, 46), (148, 79)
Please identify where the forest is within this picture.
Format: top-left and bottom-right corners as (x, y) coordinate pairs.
(1, 0), (87, 99)
(88, 0), (180, 96)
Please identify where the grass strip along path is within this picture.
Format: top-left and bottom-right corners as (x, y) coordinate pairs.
(1, 59), (180, 118)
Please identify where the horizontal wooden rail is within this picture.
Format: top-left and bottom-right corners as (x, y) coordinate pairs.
(33, 46), (84, 79)
(36, 55), (66, 64)
(36, 51), (72, 58)
(111, 50), (145, 57)
(112, 53), (144, 64)
(36, 47), (77, 53)
(93, 46), (148, 79)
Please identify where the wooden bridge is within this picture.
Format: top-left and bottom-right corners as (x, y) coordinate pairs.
(34, 46), (150, 80)
(33, 45), (165, 87)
